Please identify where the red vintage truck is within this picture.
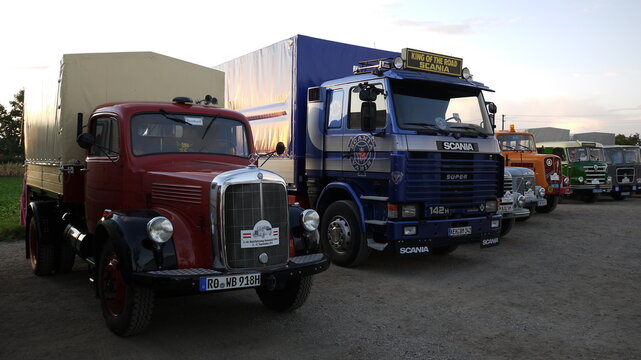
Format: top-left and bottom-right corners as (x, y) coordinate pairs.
(22, 52), (329, 336)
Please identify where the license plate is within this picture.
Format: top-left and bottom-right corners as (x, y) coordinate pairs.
(449, 226), (472, 237)
(499, 204), (513, 212)
(200, 273), (261, 292)
(480, 237), (499, 248)
(593, 188), (603, 193)
(537, 199), (547, 206)
(550, 173), (560, 181)
(622, 192), (630, 196)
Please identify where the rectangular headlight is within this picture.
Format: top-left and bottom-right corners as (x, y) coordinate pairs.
(485, 200), (498, 213)
(401, 204), (417, 218)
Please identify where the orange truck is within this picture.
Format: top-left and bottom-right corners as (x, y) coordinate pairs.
(495, 126), (571, 213)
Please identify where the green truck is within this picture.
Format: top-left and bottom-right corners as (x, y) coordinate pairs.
(538, 141), (611, 202)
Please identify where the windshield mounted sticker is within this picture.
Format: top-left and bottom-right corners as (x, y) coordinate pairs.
(348, 135), (376, 175)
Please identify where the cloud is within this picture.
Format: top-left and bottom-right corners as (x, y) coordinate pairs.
(496, 96), (641, 134)
(392, 18), (497, 35)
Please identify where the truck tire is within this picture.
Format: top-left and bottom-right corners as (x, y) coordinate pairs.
(320, 200), (369, 267)
(256, 276), (312, 312)
(55, 240), (75, 273)
(583, 193), (598, 203)
(536, 195), (559, 213)
(611, 192), (626, 201)
(28, 216), (55, 276)
(500, 217), (515, 237)
(98, 242), (154, 337)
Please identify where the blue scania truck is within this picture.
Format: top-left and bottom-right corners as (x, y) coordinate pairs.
(216, 35), (503, 267)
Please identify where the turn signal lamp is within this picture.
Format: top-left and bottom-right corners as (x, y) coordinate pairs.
(388, 204), (399, 219)
(510, 124), (516, 132)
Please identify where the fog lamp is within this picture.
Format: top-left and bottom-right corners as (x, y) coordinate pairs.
(147, 216), (173, 244)
(300, 209), (320, 231)
(404, 226), (417, 236)
(491, 220), (500, 228)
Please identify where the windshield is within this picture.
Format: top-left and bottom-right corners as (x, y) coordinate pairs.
(568, 147), (605, 162)
(497, 134), (536, 151)
(605, 148), (641, 164)
(390, 79), (492, 135)
(131, 113), (250, 157)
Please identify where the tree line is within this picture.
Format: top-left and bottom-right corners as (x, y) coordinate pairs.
(0, 90), (24, 163)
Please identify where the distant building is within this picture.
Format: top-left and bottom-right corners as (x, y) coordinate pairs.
(571, 132), (615, 145)
(523, 127), (571, 142)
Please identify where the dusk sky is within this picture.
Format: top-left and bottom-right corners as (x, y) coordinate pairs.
(1, 0), (639, 135)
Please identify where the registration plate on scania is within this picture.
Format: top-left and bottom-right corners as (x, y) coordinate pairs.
(199, 273), (261, 292)
(448, 226), (472, 237)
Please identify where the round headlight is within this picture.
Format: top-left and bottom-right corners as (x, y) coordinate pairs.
(517, 195), (526, 207)
(462, 67), (472, 80)
(538, 187), (546, 197)
(525, 180), (533, 188)
(300, 209), (320, 232)
(147, 216), (173, 244)
(607, 176), (612, 184)
(393, 56), (404, 69)
(578, 176), (584, 183)
(637, 178), (641, 184)
(563, 176), (570, 185)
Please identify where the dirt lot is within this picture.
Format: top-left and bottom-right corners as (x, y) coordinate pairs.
(1, 196), (640, 359)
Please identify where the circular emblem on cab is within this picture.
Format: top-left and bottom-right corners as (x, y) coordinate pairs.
(347, 135), (376, 175)
(593, 164), (598, 171)
(257, 172), (263, 180)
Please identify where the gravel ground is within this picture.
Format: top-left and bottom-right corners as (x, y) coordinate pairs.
(1, 196), (640, 360)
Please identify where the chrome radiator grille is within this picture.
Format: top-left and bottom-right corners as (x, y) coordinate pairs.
(222, 183), (289, 269)
(583, 164), (608, 184)
(503, 174), (513, 192)
(616, 168), (635, 184)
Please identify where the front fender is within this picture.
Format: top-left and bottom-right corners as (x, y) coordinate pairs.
(97, 210), (178, 280)
(288, 204), (320, 255)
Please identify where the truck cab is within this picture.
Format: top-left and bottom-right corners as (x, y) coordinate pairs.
(603, 145), (641, 200)
(306, 51), (503, 265)
(538, 141), (611, 202)
(23, 52), (330, 337)
(495, 126), (570, 213)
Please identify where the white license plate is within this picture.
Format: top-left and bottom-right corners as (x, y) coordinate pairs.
(449, 226), (472, 237)
(499, 204), (513, 212)
(537, 199), (548, 206)
(593, 188), (603, 193)
(200, 273), (261, 292)
(622, 192), (631, 196)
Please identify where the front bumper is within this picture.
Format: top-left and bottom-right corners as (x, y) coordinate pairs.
(387, 214), (501, 254)
(131, 253), (330, 293)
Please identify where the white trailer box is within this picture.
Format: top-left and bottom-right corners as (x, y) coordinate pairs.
(523, 127), (571, 143)
(24, 52), (224, 195)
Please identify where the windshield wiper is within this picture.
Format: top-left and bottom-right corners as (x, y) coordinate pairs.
(448, 124), (488, 138)
(159, 109), (191, 125)
(404, 123), (447, 135)
(201, 114), (220, 139)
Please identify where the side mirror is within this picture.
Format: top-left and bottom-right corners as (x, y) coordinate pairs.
(487, 102), (497, 114)
(276, 142), (286, 155)
(361, 102), (377, 133)
(77, 133), (95, 149)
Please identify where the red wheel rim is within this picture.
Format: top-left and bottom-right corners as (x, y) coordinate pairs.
(101, 253), (126, 316)
(29, 220), (38, 269)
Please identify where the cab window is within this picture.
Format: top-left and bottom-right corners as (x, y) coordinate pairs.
(90, 117), (119, 157)
(327, 89), (344, 129)
(348, 83), (386, 130)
